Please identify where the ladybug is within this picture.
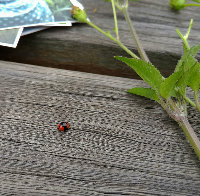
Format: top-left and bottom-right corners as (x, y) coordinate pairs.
(58, 122), (70, 132)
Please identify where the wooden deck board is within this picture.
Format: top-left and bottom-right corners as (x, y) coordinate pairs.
(0, 61), (200, 195)
(0, 0), (200, 78)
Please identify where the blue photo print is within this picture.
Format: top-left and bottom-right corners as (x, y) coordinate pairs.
(0, 0), (78, 30)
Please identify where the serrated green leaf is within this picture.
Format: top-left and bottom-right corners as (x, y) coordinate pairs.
(175, 57), (184, 73)
(176, 55), (197, 94)
(189, 44), (200, 57)
(174, 43), (200, 94)
(160, 61), (198, 98)
(175, 51), (196, 73)
(128, 87), (159, 102)
(160, 71), (182, 99)
(115, 57), (163, 91)
(175, 44), (200, 72)
(188, 62), (200, 92)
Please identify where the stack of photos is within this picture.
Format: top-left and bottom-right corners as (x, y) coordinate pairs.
(0, 0), (84, 47)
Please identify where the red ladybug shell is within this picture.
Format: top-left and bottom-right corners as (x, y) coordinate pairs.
(58, 122), (70, 132)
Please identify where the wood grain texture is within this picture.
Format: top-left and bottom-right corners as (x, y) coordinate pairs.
(0, 61), (200, 195)
(0, 0), (200, 78)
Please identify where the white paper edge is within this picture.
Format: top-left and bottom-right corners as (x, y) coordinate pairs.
(22, 26), (49, 36)
(0, 27), (23, 48)
(0, 20), (75, 31)
(44, 21), (72, 26)
(22, 21), (72, 36)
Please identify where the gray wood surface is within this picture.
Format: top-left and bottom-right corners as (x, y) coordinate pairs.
(0, 0), (200, 78)
(1, 61), (200, 196)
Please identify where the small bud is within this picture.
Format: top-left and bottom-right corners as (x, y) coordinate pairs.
(169, 0), (186, 10)
(71, 6), (88, 23)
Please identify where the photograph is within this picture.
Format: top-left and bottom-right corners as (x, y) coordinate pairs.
(0, 27), (23, 47)
(46, 0), (76, 23)
(0, 0), (77, 30)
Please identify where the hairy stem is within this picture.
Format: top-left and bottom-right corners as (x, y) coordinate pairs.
(86, 21), (139, 59)
(111, 0), (119, 40)
(179, 117), (200, 160)
(160, 98), (200, 160)
(122, 6), (150, 62)
(159, 98), (177, 120)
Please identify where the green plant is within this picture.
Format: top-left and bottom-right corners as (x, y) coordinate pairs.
(170, 0), (200, 10)
(71, 1), (200, 160)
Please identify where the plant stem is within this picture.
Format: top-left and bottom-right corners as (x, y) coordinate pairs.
(183, 95), (196, 108)
(176, 29), (190, 50)
(86, 21), (139, 59)
(160, 98), (200, 160)
(185, 19), (193, 40)
(176, 19), (193, 50)
(115, 1), (123, 11)
(184, 3), (200, 7)
(194, 91), (200, 112)
(122, 6), (150, 62)
(179, 117), (200, 160)
(159, 98), (177, 120)
(111, 0), (119, 40)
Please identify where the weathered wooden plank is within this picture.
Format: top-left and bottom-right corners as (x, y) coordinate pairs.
(0, 61), (200, 196)
(0, 0), (200, 78)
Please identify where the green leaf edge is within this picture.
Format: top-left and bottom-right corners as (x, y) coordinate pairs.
(115, 56), (163, 92)
(127, 87), (159, 102)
